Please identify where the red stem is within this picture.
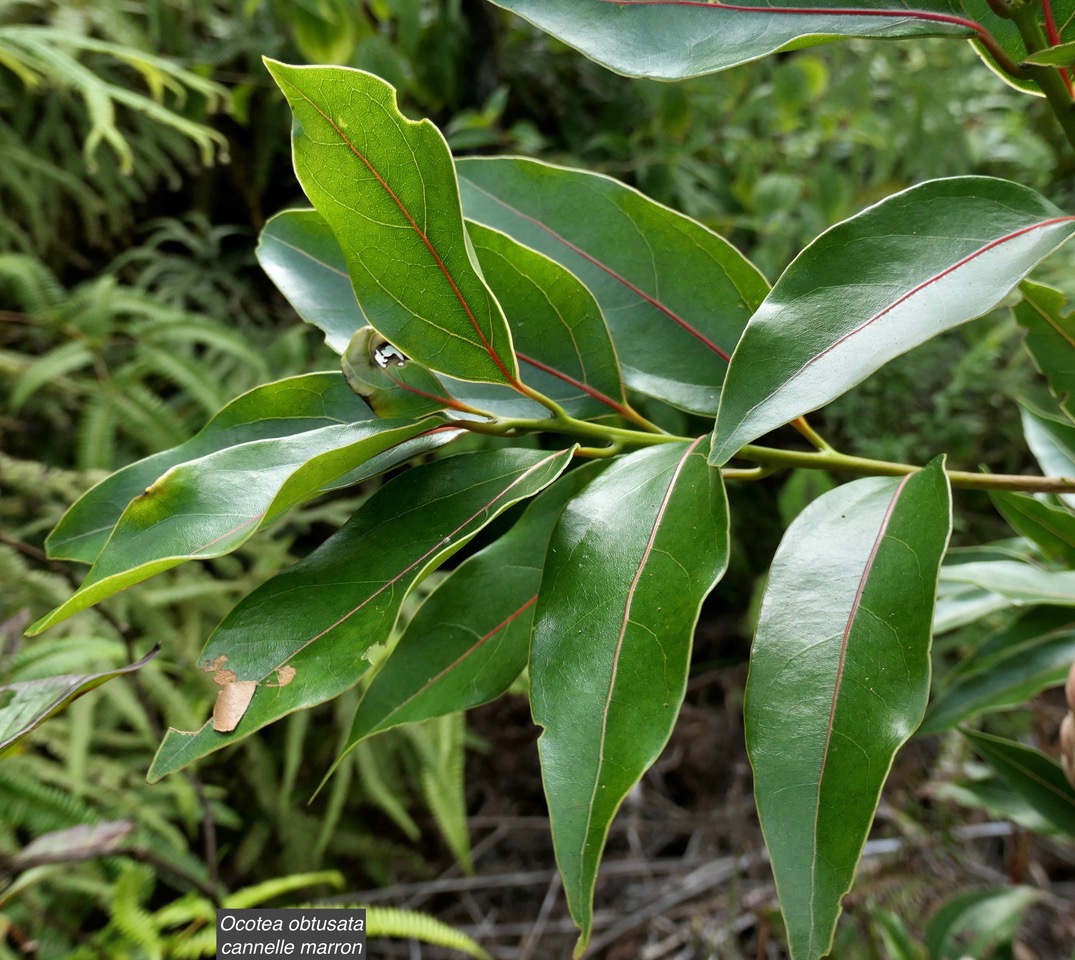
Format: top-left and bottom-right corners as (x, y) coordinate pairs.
(1040, 0), (1072, 94)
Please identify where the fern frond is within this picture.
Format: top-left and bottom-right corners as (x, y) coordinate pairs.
(0, 25), (229, 172)
(309, 905), (493, 960)
(355, 739), (420, 842)
(138, 316), (270, 381)
(0, 252), (64, 315)
(109, 864), (163, 958)
(131, 343), (227, 416)
(223, 871), (344, 909)
(76, 394), (118, 471)
(103, 381), (189, 452)
(408, 714), (473, 875)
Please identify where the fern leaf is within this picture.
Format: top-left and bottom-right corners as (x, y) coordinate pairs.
(408, 715), (473, 875)
(362, 905), (494, 960)
(355, 740), (421, 842)
(223, 871), (344, 909)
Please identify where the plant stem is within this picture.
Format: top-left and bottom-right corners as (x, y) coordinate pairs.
(455, 416), (1075, 493)
(1011, 1), (1075, 152)
(736, 443), (1075, 493)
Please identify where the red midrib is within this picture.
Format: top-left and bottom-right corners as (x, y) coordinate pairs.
(597, 0), (998, 50)
(580, 438), (702, 886)
(284, 78), (516, 384)
(803, 217), (1075, 374)
(375, 594), (538, 729)
(808, 473), (912, 947)
(518, 352), (633, 417)
(462, 178), (732, 361)
(243, 448), (569, 680)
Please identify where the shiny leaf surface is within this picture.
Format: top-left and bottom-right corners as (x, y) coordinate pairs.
(47, 373), (375, 564)
(265, 60), (518, 385)
(486, 0), (974, 80)
(940, 560), (1075, 605)
(149, 447), (574, 780)
(923, 608), (1075, 734)
(257, 210), (367, 354)
(962, 729), (1075, 837)
(467, 222), (629, 421)
(458, 156), (768, 414)
(344, 463), (604, 748)
(712, 179), (1075, 465)
(1016, 281), (1075, 425)
(0, 647), (159, 753)
(991, 490), (1075, 566)
(746, 460), (951, 960)
(531, 439), (729, 951)
(31, 418), (437, 634)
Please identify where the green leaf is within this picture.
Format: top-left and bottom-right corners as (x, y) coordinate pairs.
(485, 0), (974, 80)
(256, 210), (368, 354)
(30, 418), (438, 634)
(923, 608), (1075, 734)
(746, 459), (951, 960)
(343, 462), (603, 749)
(1021, 404), (1075, 508)
(466, 222), (630, 421)
(46, 373), (376, 565)
(457, 156), (768, 415)
(939, 559), (1075, 605)
(264, 60), (519, 386)
(148, 447), (575, 780)
(991, 489), (1075, 565)
(530, 439), (729, 951)
(711, 179), (1075, 465)
(971, 0), (1075, 95)
(260, 210), (629, 420)
(1024, 41), (1075, 67)
(0, 646), (158, 753)
(961, 729), (1075, 838)
(925, 886), (1041, 960)
(1016, 281), (1075, 424)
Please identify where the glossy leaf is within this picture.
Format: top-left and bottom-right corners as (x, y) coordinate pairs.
(933, 581), (1008, 635)
(466, 222), (629, 421)
(939, 559), (1075, 606)
(47, 373), (376, 564)
(486, 0), (974, 81)
(971, 0), (1075, 95)
(265, 60), (519, 385)
(149, 447), (574, 780)
(1021, 404), (1075, 509)
(991, 490), (1075, 566)
(257, 210), (368, 354)
(746, 459), (951, 960)
(1024, 40), (1075, 67)
(962, 729), (1075, 837)
(342, 325), (465, 419)
(1017, 281), (1075, 424)
(344, 462), (604, 748)
(531, 439), (729, 951)
(30, 418), (438, 634)
(0, 646), (159, 753)
(925, 886), (1041, 960)
(923, 608), (1075, 734)
(711, 178), (1075, 465)
(457, 156), (768, 415)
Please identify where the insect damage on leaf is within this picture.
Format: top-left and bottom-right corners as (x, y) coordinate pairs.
(374, 342), (408, 369)
(201, 656), (296, 733)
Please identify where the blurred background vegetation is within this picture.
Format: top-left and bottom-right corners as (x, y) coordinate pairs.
(2, 1), (1072, 956)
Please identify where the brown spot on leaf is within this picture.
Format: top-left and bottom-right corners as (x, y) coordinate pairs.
(212, 681), (257, 733)
(267, 665), (296, 687)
